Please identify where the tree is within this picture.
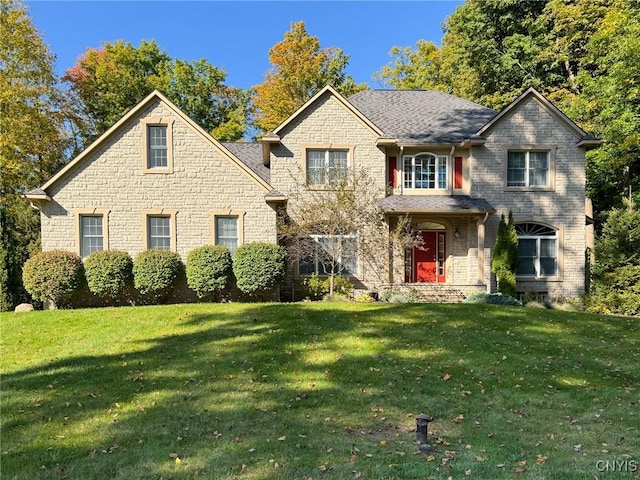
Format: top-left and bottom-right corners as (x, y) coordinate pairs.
(374, 39), (450, 91)
(0, 0), (70, 310)
(279, 168), (419, 296)
(253, 21), (367, 133)
(491, 212), (520, 297)
(63, 40), (249, 144)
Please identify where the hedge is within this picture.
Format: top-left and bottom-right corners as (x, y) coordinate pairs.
(84, 250), (133, 303)
(186, 245), (232, 300)
(233, 242), (286, 297)
(133, 249), (183, 304)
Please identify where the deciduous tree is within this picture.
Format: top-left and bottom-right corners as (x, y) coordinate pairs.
(0, 0), (70, 310)
(253, 21), (366, 133)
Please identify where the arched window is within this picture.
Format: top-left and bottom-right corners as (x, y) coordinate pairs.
(403, 153), (448, 190)
(515, 223), (558, 277)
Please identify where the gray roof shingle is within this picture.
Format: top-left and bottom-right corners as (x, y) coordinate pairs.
(378, 195), (495, 214)
(348, 90), (497, 144)
(221, 142), (270, 183)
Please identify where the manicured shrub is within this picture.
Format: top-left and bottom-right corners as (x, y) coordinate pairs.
(186, 245), (232, 300)
(84, 250), (133, 302)
(233, 242), (286, 297)
(355, 293), (376, 303)
(463, 291), (522, 306)
(22, 250), (84, 308)
(133, 249), (183, 304)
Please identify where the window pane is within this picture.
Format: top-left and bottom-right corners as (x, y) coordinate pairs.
(518, 239), (537, 257)
(517, 258), (536, 276)
(216, 216), (238, 253)
(507, 151), (526, 186)
(328, 150), (348, 184)
(306, 150), (325, 185)
(540, 238), (556, 257)
(340, 237), (358, 275)
(438, 156), (447, 189)
(148, 216), (171, 250)
(540, 258), (556, 276)
(148, 126), (168, 168)
(81, 215), (104, 257)
(529, 152), (549, 186)
(415, 155), (435, 189)
(403, 158), (413, 188)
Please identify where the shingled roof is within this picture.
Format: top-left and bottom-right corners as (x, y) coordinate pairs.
(348, 90), (497, 145)
(378, 195), (495, 214)
(221, 142), (270, 183)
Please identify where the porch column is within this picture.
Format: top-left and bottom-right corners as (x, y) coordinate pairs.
(477, 214), (486, 285)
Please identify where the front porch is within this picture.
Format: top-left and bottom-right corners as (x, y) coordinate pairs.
(379, 194), (497, 298)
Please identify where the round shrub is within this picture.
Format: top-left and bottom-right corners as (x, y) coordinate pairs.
(133, 249), (183, 303)
(84, 250), (133, 302)
(22, 250), (84, 308)
(186, 245), (232, 300)
(233, 242), (286, 296)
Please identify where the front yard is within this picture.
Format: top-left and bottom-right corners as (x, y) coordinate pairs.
(1, 303), (638, 479)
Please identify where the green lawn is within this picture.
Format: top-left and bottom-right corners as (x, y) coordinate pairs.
(1, 303), (638, 479)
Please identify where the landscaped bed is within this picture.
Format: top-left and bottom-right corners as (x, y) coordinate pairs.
(1, 303), (638, 479)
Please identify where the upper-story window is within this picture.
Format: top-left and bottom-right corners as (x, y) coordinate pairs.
(141, 117), (174, 174)
(403, 153), (448, 190)
(515, 223), (558, 277)
(507, 150), (550, 188)
(306, 148), (349, 186)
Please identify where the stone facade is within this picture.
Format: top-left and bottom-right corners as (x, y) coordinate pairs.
(30, 87), (595, 302)
(39, 97), (277, 261)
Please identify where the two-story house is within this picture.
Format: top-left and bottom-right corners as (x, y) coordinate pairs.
(26, 85), (599, 302)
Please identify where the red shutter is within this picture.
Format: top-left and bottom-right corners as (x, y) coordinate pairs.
(388, 156), (397, 188)
(454, 156), (463, 189)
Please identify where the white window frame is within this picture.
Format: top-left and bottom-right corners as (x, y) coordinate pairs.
(516, 223), (558, 278)
(303, 145), (352, 187)
(298, 234), (359, 277)
(505, 147), (555, 190)
(402, 152), (449, 190)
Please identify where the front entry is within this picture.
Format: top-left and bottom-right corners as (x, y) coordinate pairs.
(406, 231), (446, 283)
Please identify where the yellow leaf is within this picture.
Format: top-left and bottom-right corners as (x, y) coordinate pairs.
(443, 373), (451, 381)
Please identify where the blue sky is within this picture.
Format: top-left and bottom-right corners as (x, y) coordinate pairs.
(27, 1), (463, 90)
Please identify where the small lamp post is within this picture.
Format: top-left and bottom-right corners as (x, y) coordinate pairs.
(416, 413), (433, 453)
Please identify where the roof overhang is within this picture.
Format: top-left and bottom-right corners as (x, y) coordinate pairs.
(23, 188), (51, 208)
(376, 137), (397, 147)
(576, 138), (602, 149)
(377, 195), (496, 215)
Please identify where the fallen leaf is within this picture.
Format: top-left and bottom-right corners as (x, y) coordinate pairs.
(278, 436), (286, 441)
(443, 373), (452, 381)
(454, 414), (464, 423)
(319, 464), (327, 471)
(514, 467), (526, 473)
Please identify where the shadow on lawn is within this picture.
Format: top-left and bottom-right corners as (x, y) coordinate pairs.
(2, 303), (638, 479)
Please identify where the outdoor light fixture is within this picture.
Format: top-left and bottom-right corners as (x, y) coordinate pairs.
(454, 227), (461, 239)
(416, 413), (433, 453)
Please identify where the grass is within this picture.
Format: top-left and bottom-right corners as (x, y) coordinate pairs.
(1, 303), (638, 480)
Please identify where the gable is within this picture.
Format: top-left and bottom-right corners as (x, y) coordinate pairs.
(35, 91), (271, 197)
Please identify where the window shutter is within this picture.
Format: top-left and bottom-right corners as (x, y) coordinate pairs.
(387, 156), (397, 188)
(454, 156), (463, 189)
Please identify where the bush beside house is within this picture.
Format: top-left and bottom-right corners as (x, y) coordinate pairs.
(186, 245), (233, 300)
(233, 242), (287, 299)
(133, 249), (184, 304)
(84, 250), (133, 304)
(22, 250), (85, 308)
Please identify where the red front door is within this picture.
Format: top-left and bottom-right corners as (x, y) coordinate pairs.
(412, 231), (446, 283)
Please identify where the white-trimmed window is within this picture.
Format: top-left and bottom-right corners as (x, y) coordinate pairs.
(507, 150), (550, 188)
(306, 149), (349, 186)
(516, 223), (558, 277)
(80, 215), (104, 257)
(141, 117), (174, 173)
(403, 153), (448, 190)
(215, 216), (239, 253)
(299, 234), (358, 276)
(148, 126), (167, 168)
(147, 216), (171, 250)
